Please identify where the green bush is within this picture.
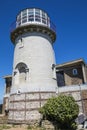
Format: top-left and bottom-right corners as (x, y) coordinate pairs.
(39, 94), (79, 130)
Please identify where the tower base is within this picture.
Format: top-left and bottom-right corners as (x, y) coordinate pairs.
(8, 91), (56, 124)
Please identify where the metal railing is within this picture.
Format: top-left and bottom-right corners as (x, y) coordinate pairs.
(10, 16), (56, 33)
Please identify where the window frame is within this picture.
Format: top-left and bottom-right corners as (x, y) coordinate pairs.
(72, 68), (78, 76)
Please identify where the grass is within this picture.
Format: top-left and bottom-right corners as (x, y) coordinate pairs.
(0, 124), (47, 130)
(0, 124), (11, 130)
(0, 124), (51, 130)
(27, 125), (46, 130)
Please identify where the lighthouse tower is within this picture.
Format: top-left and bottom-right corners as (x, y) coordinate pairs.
(9, 8), (57, 123)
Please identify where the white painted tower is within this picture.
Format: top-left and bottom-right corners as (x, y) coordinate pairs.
(9, 8), (57, 124)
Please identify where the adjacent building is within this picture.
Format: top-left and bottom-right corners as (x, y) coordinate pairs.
(56, 58), (87, 87)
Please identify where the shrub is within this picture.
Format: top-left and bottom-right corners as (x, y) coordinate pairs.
(39, 94), (79, 130)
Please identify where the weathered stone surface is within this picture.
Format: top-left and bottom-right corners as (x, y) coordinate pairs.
(26, 110), (41, 120)
(41, 93), (55, 99)
(14, 94), (25, 101)
(26, 93), (39, 100)
(26, 102), (40, 109)
(14, 102), (25, 109)
(14, 111), (25, 120)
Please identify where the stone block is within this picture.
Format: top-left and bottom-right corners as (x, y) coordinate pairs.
(26, 110), (41, 120)
(26, 93), (39, 100)
(26, 101), (40, 109)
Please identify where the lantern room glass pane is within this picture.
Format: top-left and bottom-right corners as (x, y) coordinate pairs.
(22, 10), (27, 17)
(42, 11), (46, 24)
(28, 9), (34, 21)
(15, 8), (52, 29)
(17, 14), (21, 26)
(22, 17), (27, 23)
(35, 9), (41, 22)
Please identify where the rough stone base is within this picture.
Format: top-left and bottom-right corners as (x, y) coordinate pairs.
(8, 88), (87, 127)
(8, 91), (55, 124)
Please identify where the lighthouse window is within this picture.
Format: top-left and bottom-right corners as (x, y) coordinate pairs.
(19, 67), (26, 83)
(28, 15), (34, 21)
(22, 10), (27, 17)
(28, 9), (33, 12)
(35, 9), (40, 14)
(22, 19), (27, 23)
(15, 63), (28, 84)
(17, 20), (21, 26)
(17, 14), (21, 19)
(35, 9), (41, 22)
(42, 12), (46, 24)
(28, 11), (34, 21)
(22, 16), (27, 23)
(22, 10), (27, 23)
(17, 14), (21, 26)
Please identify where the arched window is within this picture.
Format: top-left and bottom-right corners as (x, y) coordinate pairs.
(19, 66), (26, 83)
(14, 62), (29, 84)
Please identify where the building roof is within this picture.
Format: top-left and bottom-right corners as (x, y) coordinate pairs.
(56, 58), (86, 68)
(3, 75), (12, 79)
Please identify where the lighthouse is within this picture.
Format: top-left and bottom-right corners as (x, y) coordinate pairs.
(9, 8), (57, 123)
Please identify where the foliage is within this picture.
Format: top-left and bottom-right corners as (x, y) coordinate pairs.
(39, 94), (79, 130)
(0, 124), (11, 130)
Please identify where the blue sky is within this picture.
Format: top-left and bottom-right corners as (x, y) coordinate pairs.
(0, 0), (87, 103)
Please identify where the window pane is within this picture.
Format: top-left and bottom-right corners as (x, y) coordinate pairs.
(17, 14), (21, 20)
(35, 15), (41, 22)
(28, 12), (33, 15)
(35, 9), (40, 15)
(17, 14), (21, 25)
(17, 21), (21, 26)
(22, 10), (27, 17)
(28, 9), (33, 12)
(72, 69), (78, 75)
(42, 18), (46, 24)
(22, 16), (27, 19)
(35, 9), (41, 22)
(42, 11), (46, 24)
(22, 19), (27, 23)
(28, 15), (34, 21)
(28, 9), (34, 21)
(28, 9), (34, 15)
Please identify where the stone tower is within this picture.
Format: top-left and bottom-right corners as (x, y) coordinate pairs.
(9, 8), (57, 123)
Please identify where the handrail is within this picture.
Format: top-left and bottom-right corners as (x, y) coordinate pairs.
(10, 16), (56, 33)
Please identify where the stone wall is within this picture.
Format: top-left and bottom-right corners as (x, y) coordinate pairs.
(8, 91), (55, 124)
(82, 90), (87, 116)
(8, 85), (87, 125)
(57, 88), (87, 118)
(56, 90), (83, 114)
